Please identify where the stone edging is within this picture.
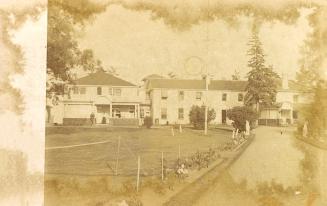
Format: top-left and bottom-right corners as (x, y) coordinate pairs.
(162, 135), (255, 206)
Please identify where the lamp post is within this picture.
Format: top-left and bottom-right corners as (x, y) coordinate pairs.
(184, 56), (209, 135)
(204, 74), (209, 135)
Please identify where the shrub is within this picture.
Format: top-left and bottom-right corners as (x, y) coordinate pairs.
(227, 106), (258, 131)
(303, 83), (327, 138)
(143, 116), (153, 129)
(189, 105), (216, 129)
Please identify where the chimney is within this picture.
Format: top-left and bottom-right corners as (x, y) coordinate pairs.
(282, 73), (289, 90)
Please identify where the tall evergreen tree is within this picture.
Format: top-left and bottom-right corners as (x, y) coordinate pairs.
(244, 27), (280, 111)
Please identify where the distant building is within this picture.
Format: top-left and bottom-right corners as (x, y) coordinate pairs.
(48, 72), (311, 126)
(259, 75), (312, 126)
(144, 78), (247, 125)
(144, 75), (312, 126)
(49, 71), (144, 126)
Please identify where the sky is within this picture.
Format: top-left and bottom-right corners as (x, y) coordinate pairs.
(79, 5), (313, 84)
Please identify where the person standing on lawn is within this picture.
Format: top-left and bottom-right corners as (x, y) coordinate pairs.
(303, 120), (308, 138)
(90, 112), (95, 126)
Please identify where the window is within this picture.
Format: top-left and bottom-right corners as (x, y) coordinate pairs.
(113, 88), (122, 96)
(178, 91), (184, 101)
(222, 93), (227, 101)
(178, 108), (184, 119)
(140, 109), (145, 118)
(293, 111), (298, 119)
(73, 86), (79, 94)
(80, 87), (86, 94)
(196, 92), (202, 100)
(113, 109), (121, 118)
(238, 93), (243, 101)
(161, 108), (167, 119)
(293, 95), (299, 103)
(97, 87), (102, 95)
(146, 92), (150, 100)
(161, 90), (168, 99)
(109, 87), (113, 95)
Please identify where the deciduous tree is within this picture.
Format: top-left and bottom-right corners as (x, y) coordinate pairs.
(47, 0), (107, 93)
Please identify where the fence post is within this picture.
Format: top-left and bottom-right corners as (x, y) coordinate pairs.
(171, 126), (175, 136)
(178, 144), (181, 160)
(179, 124), (182, 133)
(115, 136), (121, 176)
(136, 155), (140, 192)
(161, 152), (164, 181)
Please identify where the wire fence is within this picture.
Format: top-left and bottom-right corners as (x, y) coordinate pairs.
(45, 126), (252, 183)
(45, 134), (239, 178)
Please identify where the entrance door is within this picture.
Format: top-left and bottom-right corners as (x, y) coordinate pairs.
(96, 105), (111, 124)
(222, 110), (227, 124)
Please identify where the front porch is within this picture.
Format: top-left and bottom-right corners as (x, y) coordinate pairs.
(258, 102), (296, 126)
(95, 103), (141, 126)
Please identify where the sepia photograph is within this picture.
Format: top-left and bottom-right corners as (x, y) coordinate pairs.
(0, 0), (327, 205)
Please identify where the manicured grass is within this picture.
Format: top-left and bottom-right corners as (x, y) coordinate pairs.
(45, 127), (231, 176)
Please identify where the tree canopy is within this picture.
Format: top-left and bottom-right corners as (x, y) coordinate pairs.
(47, 0), (107, 93)
(296, 32), (327, 137)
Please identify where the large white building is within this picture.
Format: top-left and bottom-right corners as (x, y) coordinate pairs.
(144, 76), (311, 126)
(144, 77), (246, 125)
(47, 71), (149, 126)
(47, 72), (311, 126)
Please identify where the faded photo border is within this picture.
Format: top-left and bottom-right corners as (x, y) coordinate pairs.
(0, 0), (47, 205)
(0, 0), (327, 205)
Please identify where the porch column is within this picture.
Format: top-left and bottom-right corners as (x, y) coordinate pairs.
(110, 104), (113, 118)
(134, 104), (137, 118)
(137, 104), (140, 119)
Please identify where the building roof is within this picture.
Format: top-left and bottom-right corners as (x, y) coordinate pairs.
(147, 79), (248, 91)
(147, 78), (303, 92)
(74, 71), (136, 86)
(142, 74), (164, 81)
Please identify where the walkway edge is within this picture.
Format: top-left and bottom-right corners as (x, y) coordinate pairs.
(162, 135), (255, 206)
(295, 135), (327, 150)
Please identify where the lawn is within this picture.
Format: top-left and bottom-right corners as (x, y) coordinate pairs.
(45, 126), (231, 176)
